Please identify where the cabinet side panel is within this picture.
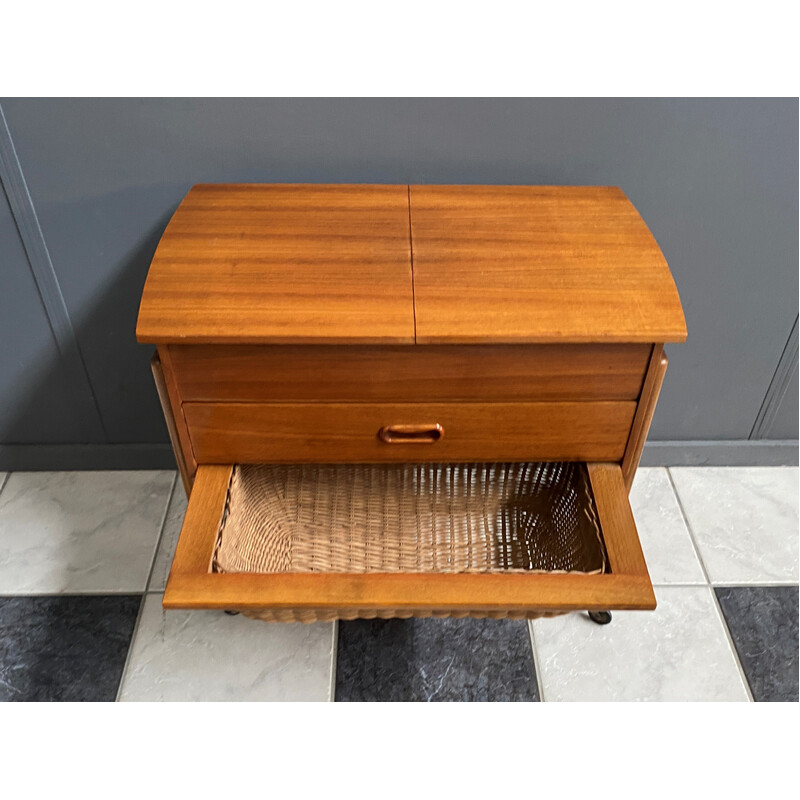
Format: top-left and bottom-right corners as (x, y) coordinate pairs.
(621, 345), (667, 491)
(153, 347), (196, 493)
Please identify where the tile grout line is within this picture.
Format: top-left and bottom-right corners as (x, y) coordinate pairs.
(329, 620), (339, 702)
(114, 593), (147, 702)
(663, 468), (709, 585)
(116, 473), (176, 701)
(666, 468), (755, 701)
(651, 582), (714, 588)
(0, 471), (9, 499)
(709, 581), (800, 588)
(651, 581), (799, 588)
(705, 591), (755, 702)
(143, 472), (178, 593)
(527, 621), (546, 702)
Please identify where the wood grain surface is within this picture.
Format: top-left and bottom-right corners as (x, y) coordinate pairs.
(137, 184), (686, 345)
(182, 400), (636, 464)
(167, 464), (231, 578)
(154, 346), (197, 490)
(410, 185), (687, 344)
(587, 462), (652, 585)
(136, 184), (414, 344)
(168, 342), (651, 402)
(150, 353), (193, 495)
(622, 347), (668, 491)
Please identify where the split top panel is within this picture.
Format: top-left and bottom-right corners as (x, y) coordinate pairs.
(136, 184), (686, 346)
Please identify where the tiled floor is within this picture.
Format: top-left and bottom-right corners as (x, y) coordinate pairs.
(0, 467), (796, 702)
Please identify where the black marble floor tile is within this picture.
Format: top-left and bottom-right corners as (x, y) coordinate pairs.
(0, 595), (142, 702)
(715, 586), (798, 702)
(335, 617), (539, 702)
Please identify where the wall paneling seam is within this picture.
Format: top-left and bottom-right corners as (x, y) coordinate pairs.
(0, 103), (107, 441)
(749, 315), (799, 440)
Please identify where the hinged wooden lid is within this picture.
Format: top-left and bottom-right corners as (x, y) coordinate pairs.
(410, 185), (686, 344)
(137, 183), (686, 345)
(136, 184), (415, 344)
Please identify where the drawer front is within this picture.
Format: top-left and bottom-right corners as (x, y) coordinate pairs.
(164, 462), (655, 616)
(169, 343), (651, 402)
(183, 401), (636, 463)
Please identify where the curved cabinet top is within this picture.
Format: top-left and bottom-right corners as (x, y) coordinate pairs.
(137, 183), (686, 345)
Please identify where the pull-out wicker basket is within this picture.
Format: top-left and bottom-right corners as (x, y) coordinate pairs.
(212, 462), (608, 622)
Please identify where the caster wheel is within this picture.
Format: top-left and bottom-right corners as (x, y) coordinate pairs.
(224, 610), (240, 616)
(588, 610), (612, 625)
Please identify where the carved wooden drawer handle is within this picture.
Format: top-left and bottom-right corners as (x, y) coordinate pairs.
(378, 423), (444, 444)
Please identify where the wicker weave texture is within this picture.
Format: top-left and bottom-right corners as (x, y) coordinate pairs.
(213, 462), (607, 577)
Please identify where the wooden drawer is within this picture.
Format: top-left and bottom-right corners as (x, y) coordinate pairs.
(183, 400), (637, 463)
(163, 462), (655, 617)
(167, 343), (651, 402)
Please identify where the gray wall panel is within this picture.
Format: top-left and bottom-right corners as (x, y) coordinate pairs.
(0, 98), (796, 455)
(0, 186), (90, 442)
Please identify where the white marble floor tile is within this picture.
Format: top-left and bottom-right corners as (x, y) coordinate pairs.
(148, 479), (187, 592)
(670, 467), (799, 584)
(629, 468), (706, 585)
(118, 595), (335, 701)
(0, 473), (8, 494)
(531, 586), (749, 701)
(0, 471), (173, 593)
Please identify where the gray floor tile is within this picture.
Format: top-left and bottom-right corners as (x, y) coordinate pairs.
(0, 471), (174, 593)
(335, 617), (539, 702)
(670, 467), (798, 584)
(716, 586), (798, 702)
(148, 479), (187, 592)
(531, 586), (750, 701)
(630, 468), (706, 584)
(118, 595), (335, 701)
(0, 595), (141, 701)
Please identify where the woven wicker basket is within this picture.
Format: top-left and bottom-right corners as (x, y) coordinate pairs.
(213, 462), (607, 622)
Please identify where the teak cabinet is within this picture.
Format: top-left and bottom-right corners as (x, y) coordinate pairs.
(137, 184), (686, 621)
